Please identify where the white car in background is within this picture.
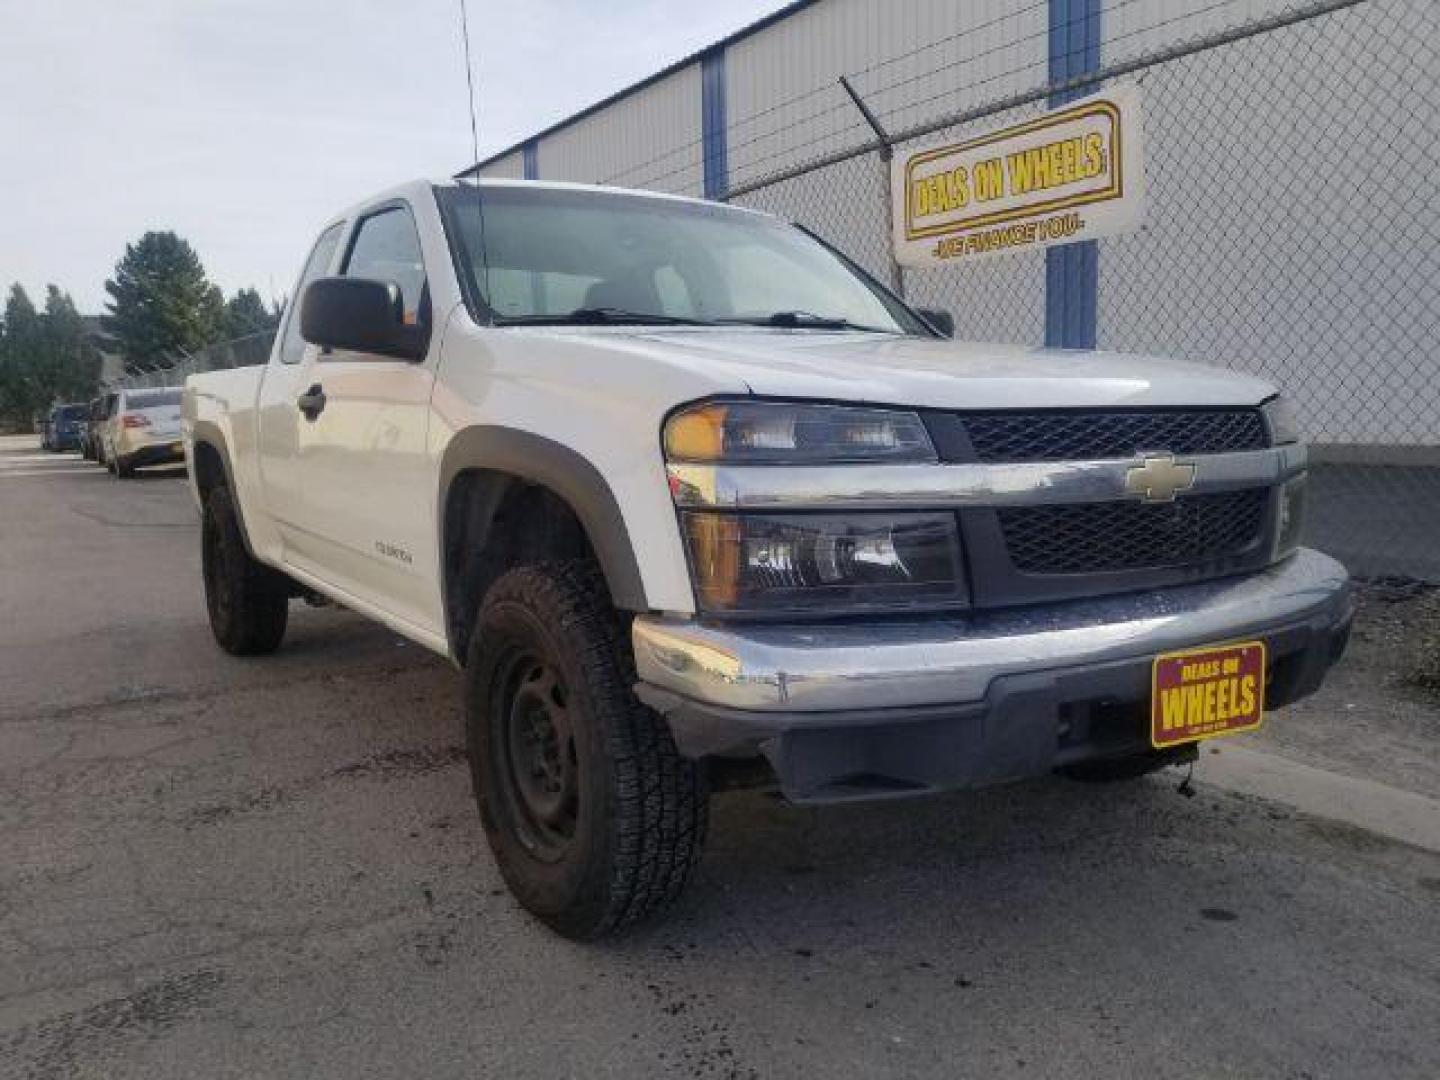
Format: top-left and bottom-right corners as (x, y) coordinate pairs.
(104, 387), (184, 478)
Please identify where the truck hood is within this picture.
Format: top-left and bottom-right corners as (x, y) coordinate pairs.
(537, 327), (1275, 409)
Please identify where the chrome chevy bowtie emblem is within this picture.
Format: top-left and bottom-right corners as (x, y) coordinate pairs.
(1124, 454), (1197, 502)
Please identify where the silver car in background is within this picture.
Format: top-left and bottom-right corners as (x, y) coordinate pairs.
(103, 387), (184, 478)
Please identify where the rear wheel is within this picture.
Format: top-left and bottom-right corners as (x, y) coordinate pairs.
(466, 562), (708, 939)
(113, 455), (135, 478)
(201, 486), (289, 655)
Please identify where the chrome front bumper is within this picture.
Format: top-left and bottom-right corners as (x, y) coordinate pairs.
(633, 548), (1351, 715)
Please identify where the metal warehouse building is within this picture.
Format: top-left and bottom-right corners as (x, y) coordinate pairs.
(464, 0), (1439, 575)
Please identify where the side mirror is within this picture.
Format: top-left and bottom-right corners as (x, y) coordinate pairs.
(917, 307), (955, 338)
(300, 277), (426, 361)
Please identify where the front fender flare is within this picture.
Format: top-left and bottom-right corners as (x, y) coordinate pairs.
(437, 426), (650, 613)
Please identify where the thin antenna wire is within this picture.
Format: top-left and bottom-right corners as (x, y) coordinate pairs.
(457, 0), (490, 312)
(458, 0), (479, 165)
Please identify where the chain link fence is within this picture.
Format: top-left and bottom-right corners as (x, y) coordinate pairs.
(107, 330), (275, 391)
(729, 0), (1438, 580)
(108, 0), (1437, 579)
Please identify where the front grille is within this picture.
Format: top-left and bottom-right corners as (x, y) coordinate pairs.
(962, 409), (1267, 462)
(998, 489), (1269, 574)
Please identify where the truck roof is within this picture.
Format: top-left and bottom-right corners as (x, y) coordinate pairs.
(325, 177), (775, 234)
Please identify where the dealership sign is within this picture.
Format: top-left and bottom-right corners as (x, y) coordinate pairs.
(891, 84), (1145, 266)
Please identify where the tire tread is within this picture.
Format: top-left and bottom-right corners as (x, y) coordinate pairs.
(471, 561), (707, 938)
(203, 486), (288, 656)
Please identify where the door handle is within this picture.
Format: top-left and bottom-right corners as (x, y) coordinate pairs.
(297, 383), (327, 421)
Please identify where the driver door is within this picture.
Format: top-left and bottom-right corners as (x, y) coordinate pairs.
(280, 202), (440, 632)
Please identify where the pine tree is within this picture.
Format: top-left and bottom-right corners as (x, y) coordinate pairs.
(3, 284), (40, 350)
(42, 286), (100, 402)
(0, 284), (99, 426)
(223, 286), (281, 339)
(102, 231), (224, 372)
(0, 285), (43, 425)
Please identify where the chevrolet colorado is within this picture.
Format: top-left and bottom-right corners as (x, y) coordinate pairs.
(183, 178), (1352, 938)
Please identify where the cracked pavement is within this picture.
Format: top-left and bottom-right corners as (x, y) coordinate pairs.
(2, 435), (1438, 1080)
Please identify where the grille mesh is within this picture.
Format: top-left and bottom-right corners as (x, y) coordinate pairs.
(998, 489), (1269, 574)
(962, 410), (1267, 462)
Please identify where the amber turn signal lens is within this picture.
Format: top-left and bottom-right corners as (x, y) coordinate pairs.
(682, 512), (742, 609)
(664, 404), (728, 462)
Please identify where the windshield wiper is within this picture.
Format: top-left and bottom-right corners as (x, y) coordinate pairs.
(496, 307), (716, 327)
(717, 310), (895, 333)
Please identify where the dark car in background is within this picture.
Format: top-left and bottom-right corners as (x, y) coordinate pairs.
(80, 395), (112, 461)
(94, 393), (119, 465)
(44, 403), (89, 452)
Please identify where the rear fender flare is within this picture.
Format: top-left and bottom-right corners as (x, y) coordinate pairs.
(189, 420), (258, 558)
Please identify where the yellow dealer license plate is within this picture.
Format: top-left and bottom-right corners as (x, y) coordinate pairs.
(1151, 641), (1266, 749)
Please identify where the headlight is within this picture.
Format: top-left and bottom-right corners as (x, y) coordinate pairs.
(681, 511), (966, 614)
(664, 401), (935, 464)
(1275, 474), (1307, 559)
(1262, 396), (1300, 445)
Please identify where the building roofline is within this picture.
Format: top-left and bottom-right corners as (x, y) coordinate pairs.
(456, 0), (818, 178)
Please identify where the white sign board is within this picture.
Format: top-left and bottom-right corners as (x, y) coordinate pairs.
(891, 84), (1145, 267)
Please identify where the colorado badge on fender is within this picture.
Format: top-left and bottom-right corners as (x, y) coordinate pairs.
(1151, 641), (1267, 748)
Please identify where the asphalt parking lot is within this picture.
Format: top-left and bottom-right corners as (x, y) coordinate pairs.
(2, 433), (1438, 1080)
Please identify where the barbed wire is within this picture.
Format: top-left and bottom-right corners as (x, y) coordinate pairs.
(722, 0), (1365, 200)
(860, 0), (1262, 115)
(601, 0), (1260, 194)
(110, 330), (275, 389)
(600, 0), (1139, 191)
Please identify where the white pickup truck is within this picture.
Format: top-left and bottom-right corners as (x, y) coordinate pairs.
(184, 178), (1352, 938)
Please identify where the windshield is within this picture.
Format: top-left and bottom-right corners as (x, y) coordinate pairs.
(437, 184), (926, 334)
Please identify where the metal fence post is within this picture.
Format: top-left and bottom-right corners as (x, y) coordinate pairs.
(839, 75), (905, 299)
(702, 49), (730, 201)
(1045, 0), (1102, 350)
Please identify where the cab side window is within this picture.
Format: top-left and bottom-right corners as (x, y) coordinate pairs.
(279, 223), (344, 365)
(343, 206), (428, 326)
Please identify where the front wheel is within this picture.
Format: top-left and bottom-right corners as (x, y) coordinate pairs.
(466, 562), (708, 939)
(201, 486), (289, 655)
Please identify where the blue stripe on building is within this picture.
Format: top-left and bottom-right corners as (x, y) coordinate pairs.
(701, 49), (729, 199)
(522, 140), (539, 180)
(1045, 0), (1101, 349)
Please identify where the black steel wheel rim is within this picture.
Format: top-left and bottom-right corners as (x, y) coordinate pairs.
(494, 648), (579, 861)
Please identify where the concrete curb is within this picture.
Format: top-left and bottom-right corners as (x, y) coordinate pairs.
(1197, 743), (1440, 853)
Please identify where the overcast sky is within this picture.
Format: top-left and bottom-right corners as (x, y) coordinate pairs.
(0, 0), (785, 313)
